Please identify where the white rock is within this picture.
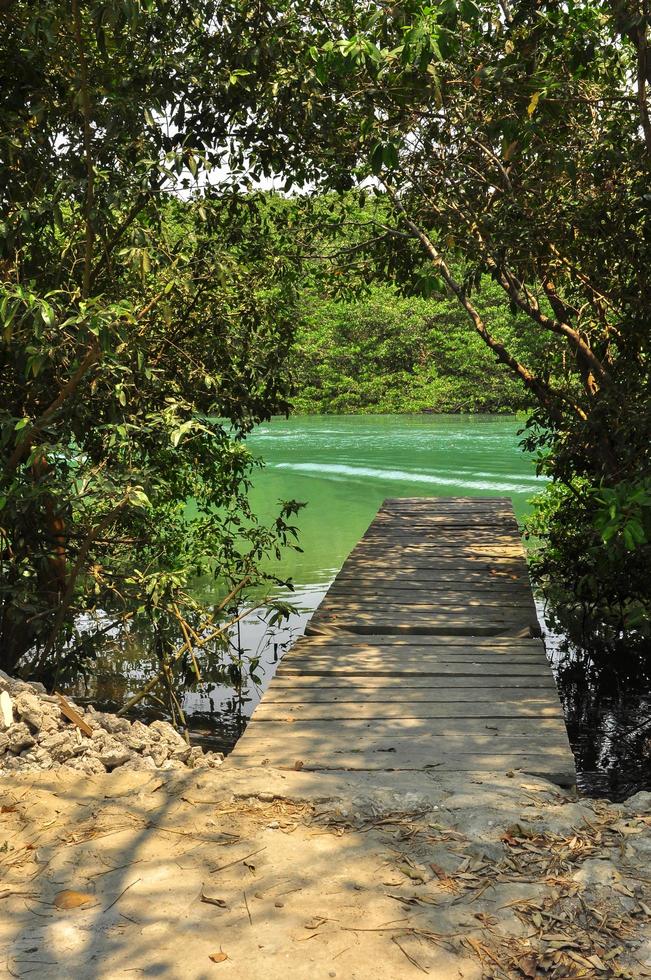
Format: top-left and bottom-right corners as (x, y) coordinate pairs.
(96, 739), (132, 769)
(14, 692), (44, 731)
(0, 691), (13, 730)
(149, 720), (186, 746)
(6, 722), (36, 753)
(573, 859), (622, 887)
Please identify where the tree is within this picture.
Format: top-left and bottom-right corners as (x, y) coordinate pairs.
(0, 2), (302, 693)
(216, 0), (651, 634)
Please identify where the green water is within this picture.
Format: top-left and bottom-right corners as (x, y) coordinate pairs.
(247, 413), (544, 594)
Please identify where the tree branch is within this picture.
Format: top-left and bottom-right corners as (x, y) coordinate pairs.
(387, 189), (573, 423)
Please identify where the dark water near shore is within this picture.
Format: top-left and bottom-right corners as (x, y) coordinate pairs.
(75, 415), (651, 800)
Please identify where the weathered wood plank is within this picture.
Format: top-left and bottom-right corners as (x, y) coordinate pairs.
(246, 716), (568, 738)
(233, 729), (571, 754)
(291, 634), (546, 647)
(307, 619), (539, 638)
(283, 647), (547, 663)
(321, 596), (538, 612)
(252, 701), (564, 721)
(277, 663), (551, 677)
(331, 578), (534, 594)
(283, 639), (547, 658)
(270, 676), (557, 690)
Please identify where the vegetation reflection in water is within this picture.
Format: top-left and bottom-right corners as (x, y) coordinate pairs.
(75, 415), (650, 799)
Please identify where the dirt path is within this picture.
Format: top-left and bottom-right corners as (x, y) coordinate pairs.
(1, 767), (650, 978)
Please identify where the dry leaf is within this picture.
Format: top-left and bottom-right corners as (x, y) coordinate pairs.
(53, 889), (94, 909)
(293, 759), (304, 770)
(200, 890), (227, 908)
(209, 951), (228, 963)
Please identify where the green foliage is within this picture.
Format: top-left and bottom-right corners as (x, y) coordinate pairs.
(291, 283), (553, 415)
(526, 478), (651, 640)
(0, 2), (302, 687)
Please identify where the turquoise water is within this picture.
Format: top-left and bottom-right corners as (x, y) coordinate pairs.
(247, 414), (544, 595)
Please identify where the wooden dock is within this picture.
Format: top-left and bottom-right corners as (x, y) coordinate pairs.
(228, 498), (575, 784)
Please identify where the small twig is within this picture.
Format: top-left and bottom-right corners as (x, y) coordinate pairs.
(88, 860), (143, 879)
(392, 936), (429, 974)
(210, 847), (266, 875)
(243, 889), (252, 926)
(103, 878), (141, 914)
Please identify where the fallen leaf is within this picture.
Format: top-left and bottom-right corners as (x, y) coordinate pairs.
(53, 889), (94, 909)
(293, 760), (304, 770)
(209, 951), (228, 963)
(200, 890), (227, 908)
(518, 956), (538, 978)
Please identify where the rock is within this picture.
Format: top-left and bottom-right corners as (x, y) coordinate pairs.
(149, 720), (186, 746)
(19, 747), (53, 769)
(39, 730), (85, 763)
(85, 707), (131, 735)
(186, 746), (204, 767)
(66, 755), (108, 775)
(96, 739), (132, 770)
(0, 670), (18, 694)
(0, 690), (13, 730)
(0, 671), (223, 777)
(573, 859), (622, 888)
(126, 720), (156, 752)
(149, 744), (170, 767)
(14, 691), (44, 731)
(6, 722), (36, 753)
(170, 745), (192, 763)
(624, 790), (651, 814)
(160, 759), (187, 771)
(116, 755), (157, 772)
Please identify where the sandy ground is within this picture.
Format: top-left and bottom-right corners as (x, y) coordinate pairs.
(1, 764), (650, 979)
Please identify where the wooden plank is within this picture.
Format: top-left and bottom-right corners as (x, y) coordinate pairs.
(368, 529), (521, 537)
(321, 596), (538, 611)
(336, 562), (530, 575)
(291, 634), (545, 646)
(307, 620), (538, 638)
(283, 639), (547, 657)
(264, 689), (559, 705)
(309, 609), (534, 625)
(323, 599), (536, 613)
(235, 736), (567, 766)
(246, 716), (568, 738)
(331, 578), (534, 593)
(252, 701), (564, 721)
(284, 645), (546, 660)
(350, 548), (527, 561)
(276, 663), (551, 677)
(270, 676), (557, 690)
(343, 558), (529, 570)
